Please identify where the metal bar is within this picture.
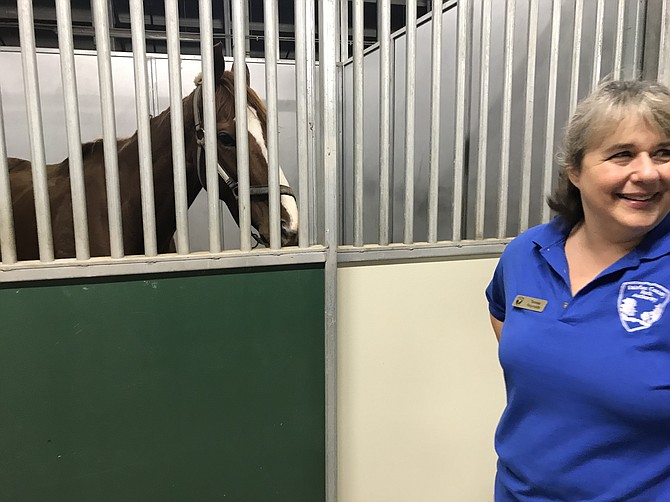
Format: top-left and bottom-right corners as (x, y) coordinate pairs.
(569, 0), (584, 113)
(660, 0), (670, 85)
(542, 0), (561, 224)
(0, 86), (16, 264)
(165, 0), (190, 254)
(91, 0), (124, 258)
(295, 0), (310, 248)
(231, 0), (252, 250)
(497, 0), (515, 239)
(353, 0), (365, 247)
(129, 0), (158, 256)
(427, 0), (442, 244)
(17, 0), (54, 262)
(475, 0), (491, 240)
(264, 0), (281, 249)
(591, 0), (605, 90)
(338, 239), (509, 263)
(306, 0), (318, 245)
(0, 247), (328, 283)
(519, 0), (538, 233)
(403, 0), (417, 244)
(613, 0), (625, 79)
(452, 0), (470, 242)
(319, 1), (339, 500)
(223, 0), (233, 57)
(340, 0), (349, 60)
(55, 0), (90, 260)
(378, 0), (392, 245)
(632, 0), (646, 80)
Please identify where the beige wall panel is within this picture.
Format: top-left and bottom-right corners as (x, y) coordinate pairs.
(338, 257), (505, 502)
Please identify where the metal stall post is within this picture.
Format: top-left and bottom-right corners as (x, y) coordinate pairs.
(320, 1), (339, 500)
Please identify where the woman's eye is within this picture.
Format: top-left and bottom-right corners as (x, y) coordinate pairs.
(653, 149), (670, 161)
(217, 132), (235, 147)
(609, 151), (632, 161)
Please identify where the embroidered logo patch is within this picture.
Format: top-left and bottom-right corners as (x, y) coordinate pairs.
(617, 281), (670, 332)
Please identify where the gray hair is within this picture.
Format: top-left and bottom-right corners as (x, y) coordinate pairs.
(548, 80), (670, 228)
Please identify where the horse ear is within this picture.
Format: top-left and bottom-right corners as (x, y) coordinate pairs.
(231, 62), (251, 87)
(213, 41), (226, 81)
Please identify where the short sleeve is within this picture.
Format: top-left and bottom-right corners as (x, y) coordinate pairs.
(486, 258), (507, 322)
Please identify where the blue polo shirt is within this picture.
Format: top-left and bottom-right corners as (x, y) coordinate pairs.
(486, 215), (670, 501)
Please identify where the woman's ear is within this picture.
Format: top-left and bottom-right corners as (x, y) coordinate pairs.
(566, 166), (580, 189)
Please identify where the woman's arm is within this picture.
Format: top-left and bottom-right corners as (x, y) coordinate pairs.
(490, 314), (504, 342)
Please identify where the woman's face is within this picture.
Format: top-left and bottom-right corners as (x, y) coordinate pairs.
(568, 118), (670, 244)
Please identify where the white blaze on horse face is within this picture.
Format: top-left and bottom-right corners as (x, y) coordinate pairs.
(246, 106), (299, 233)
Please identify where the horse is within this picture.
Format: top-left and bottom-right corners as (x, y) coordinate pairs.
(2, 43), (299, 262)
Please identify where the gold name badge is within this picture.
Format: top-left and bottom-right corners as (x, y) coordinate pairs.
(512, 295), (548, 313)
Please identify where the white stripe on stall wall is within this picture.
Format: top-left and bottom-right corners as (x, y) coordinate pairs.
(660, 0), (670, 86)
(519, 0), (538, 233)
(264, 0), (281, 249)
(591, 0), (605, 90)
(497, 0), (515, 239)
(613, 0), (626, 79)
(453, 0), (470, 242)
(403, 0), (417, 244)
(231, 0), (252, 251)
(427, 0), (443, 244)
(165, 0), (190, 254)
(129, 0), (158, 256)
(569, 0), (584, 114)
(55, 0), (89, 260)
(200, 1), (223, 253)
(295, 0), (310, 248)
(0, 87), (16, 264)
(475, 0), (491, 241)
(91, 0), (124, 258)
(379, 0), (392, 245)
(17, 0), (54, 262)
(542, 0), (562, 224)
(353, 0), (365, 247)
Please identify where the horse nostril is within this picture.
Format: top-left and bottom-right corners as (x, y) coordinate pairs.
(281, 221), (298, 245)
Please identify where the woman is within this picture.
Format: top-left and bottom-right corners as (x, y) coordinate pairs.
(487, 80), (670, 500)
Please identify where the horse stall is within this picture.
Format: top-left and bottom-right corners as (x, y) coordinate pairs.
(0, 0), (668, 501)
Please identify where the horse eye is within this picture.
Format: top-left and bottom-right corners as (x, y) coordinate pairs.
(217, 131), (235, 147)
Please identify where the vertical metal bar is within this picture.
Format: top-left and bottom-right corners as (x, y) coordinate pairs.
(569, 0), (584, 113)
(519, 0), (538, 233)
(542, 0), (561, 224)
(306, 0), (318, 245)
(613, 0), (626, 79)
(660, 0), (670, 85)
(632, 1), (646, 80)
(295, 0), (310, 248)
(223, 0), (233, 57)
(591, 0), (605, 90)
(352, 0), (364, 246)
(340, 0), (349, 60)
(403, 0), (417, 244)
(475, 0), (491, 240)
(243, 0), (251, 55)
(232, 0), (252, 251)
(427, 0), (443, 244)
(379, 0), (392, 245)
(55, 0), (90, 260)
(497, 0), (515, 239)
(92, 0), (124, 258)
(319, 1), (339, 499)
(129, 0), (157, 256)
(452, 0), (470, 242)
(264, 0), (281, 249)
(199, 0), (223, 252)
(0, 87), (16, 264)
(165, 0), (189, 254)
(17, 0), (54, 262)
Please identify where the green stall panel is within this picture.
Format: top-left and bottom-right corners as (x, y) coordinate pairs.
(0, 265), (325, 502)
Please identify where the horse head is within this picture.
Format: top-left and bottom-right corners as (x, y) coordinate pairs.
(194, 43), (299, 247)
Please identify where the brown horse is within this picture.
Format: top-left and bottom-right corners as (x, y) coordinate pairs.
(4, 45), (298, 262)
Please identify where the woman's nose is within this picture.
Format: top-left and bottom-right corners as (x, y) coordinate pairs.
(632, 153), (662, 182)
